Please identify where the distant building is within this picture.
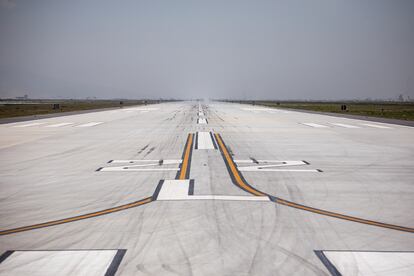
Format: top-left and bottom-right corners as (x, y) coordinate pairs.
(397, 94), (412, 102)
(16, 94), (28, 100)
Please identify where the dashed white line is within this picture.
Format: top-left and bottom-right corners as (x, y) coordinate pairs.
(361, 123), (392, 129)
(124, 107), (159, 112)
(241, 108), (272, 111)
(13, 122), (46, 128)
(301, 123), (329, 128)
(76, 122), (104, 127)
(330, 123), (360, 129)
(268, 110), (291, 114)
(46, 123), (74, 128)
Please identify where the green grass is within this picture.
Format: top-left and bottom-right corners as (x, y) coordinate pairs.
(0, 99), (160, 119)
(240, 101), (414, 121)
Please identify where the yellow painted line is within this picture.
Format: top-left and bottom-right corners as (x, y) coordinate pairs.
(277, 199), (414, 233)
(0, 197), (153, 236)
(215, 133), (414, 233)
(178, 133), (194, 180)
(0, 135), (195, 236)
(215, 133), (265, 196)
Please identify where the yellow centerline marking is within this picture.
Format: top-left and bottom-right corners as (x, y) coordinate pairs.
(0, 197), (153, 236)
(215, 133), (414, 233)
(3, 133), (412, 235)
(178, 133), (194, 180)
(1, 133), (194, 236)
(277, 199), (414, 233)
(215, 134), (266, 196)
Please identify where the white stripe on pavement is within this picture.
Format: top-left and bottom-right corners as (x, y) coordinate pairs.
(76, 122), (103, 127)
(361, 123), (392, 129)
(331, 123), (360, 129)
(13, 122), (46, 128)
(197, 118), (207, 124)
(301, 123), (329, 128)
(196, 132), (215, 149)
(46, 123), (74, 128)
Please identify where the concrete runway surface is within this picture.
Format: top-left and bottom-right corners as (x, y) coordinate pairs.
(0, 101), (413, 275)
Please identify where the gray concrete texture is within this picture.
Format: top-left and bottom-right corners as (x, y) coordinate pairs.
(0, 101), (413, 275)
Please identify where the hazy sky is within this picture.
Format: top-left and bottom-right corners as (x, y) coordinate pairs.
(1, 0), (413, 100)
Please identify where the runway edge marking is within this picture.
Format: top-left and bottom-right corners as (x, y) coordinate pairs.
(214, 133), (414, 233)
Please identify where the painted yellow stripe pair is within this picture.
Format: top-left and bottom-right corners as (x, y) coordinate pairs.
(2, 132), (413, 235)
(178, 133), (194, 180)
(214, 133), (414, 233)
(0, 134), (195, 236)
(214, 133), (265, 197)
(0, 197), (153, 236)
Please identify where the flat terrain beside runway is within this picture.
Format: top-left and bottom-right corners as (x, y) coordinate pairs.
(0, 99), (161, 120)
(251, 101), (414, 122)
(0, 101), (413, 275)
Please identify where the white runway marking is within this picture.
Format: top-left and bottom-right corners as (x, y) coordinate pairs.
(330, 123), (360, 128)
(241, 107), (290, 114)
(268, 110), (291, 114)
(196, 132), (215, 149)
(46, 123), (74, 128)
(109, 159), (182, 163)
(361, 123), (392, 129)
(197, 118), (207, 124)
(13, 122), (45, 128)
(188, 195), (270, 201)
(99, 159), (181, 171)
(156, 180), (270, 201)
(76, 122), (103, 127)
(320, 251), (414, 276)
(241, 108), (272, 111)
(301, 123), (329, 128)
(156, 180), (189, 200)
(235, 160), (321, 172)
(234, 159), (308, 163)
(0, 250), (118, 276)
(122, 107), (158, 112)
(102, 168), (179, 171)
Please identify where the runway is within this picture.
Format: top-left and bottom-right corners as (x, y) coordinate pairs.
(0, 101), (413, 275)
